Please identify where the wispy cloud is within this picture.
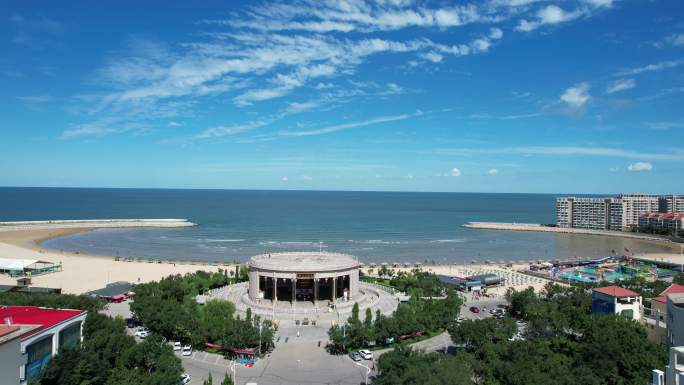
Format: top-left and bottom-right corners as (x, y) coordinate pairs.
(614, 58), (684, 77)
(433, 146), (684, 161)
(61, 1), (617, 139)
(605, 78), (635, 94)
(10, 13), (64, 49)
(205, 1), (482, 34)
(647, 121), (684, 131)
(279, 110), (422, 137)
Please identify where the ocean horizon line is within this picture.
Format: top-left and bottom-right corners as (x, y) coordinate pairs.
(0, 185), (634, 196)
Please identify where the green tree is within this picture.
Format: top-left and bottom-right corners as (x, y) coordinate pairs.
(374, 347), (473, 385)
(203, 373), (213, 385)
(221, 373), (234, 385)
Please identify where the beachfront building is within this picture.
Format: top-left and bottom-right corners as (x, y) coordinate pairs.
(556, 197), (618, 230)
(639, 213), (684, 235)
(556, 193), (680, 231)
(643, 284), (684, 345)
(591, 286), (642, 320)
(667, 293), (684, 347)
(0, 306), (86, 385)
(660, 195), (684, 214)
(247, 252), (361, 303)
(651, 346), (684, 385)
(439, 273), (505, 292)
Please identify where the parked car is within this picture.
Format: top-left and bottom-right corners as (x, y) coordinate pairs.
(469, 306), (480, 313)
(173, 342), (182, 351)
(349, 352), (362, 361)
(358, 349), (373, 360)
(135, 328), (149, 338)
(179, 373), (191, 384)
(384, 337), (395, 345)
(302, 318), (309, 325)
(182, 345), (192, 356)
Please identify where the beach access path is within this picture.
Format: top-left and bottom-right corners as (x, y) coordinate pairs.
(0, 219), (223, 294)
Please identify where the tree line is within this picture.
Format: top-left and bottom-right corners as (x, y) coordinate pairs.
(328, 271), (462, 352)
(375, 283), (667, 385)
(130, 270), (274, 354)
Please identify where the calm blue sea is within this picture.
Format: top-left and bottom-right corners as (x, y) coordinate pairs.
(0, 187), (672, 263)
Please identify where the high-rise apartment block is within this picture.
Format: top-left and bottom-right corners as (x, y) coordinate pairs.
(556, 194), (683, 231)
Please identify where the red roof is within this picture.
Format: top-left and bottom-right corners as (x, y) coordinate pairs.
(653, 284), (684, 303)
(0, 306), (84, 338)
(593, 286), (639, 298)
(639, 212), (684, 220)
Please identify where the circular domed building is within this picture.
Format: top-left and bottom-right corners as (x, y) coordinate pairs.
(247, 252), (361, 303)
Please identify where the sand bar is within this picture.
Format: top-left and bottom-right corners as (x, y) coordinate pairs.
(463, 221), (682, 247)
(0, 219), (225, 295)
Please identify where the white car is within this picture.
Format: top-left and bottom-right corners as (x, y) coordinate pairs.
(173, 342), (182, 351)
(135, 328), (149, 338)
(181, 345), (193, 356)
(358, 349), (373, 360)
(180, 373), (191, 384)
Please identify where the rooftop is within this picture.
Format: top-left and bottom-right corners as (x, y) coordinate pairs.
(0, 306), (84, 338)
(249, 252), (360, 272)
(593, 286), (639, 298)
(653, 284), (684, 303)
(639, 212), (684, 220)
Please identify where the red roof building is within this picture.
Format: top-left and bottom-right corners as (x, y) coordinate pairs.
(0, 306), (87, 385)
(593, 285), (639, 298)
(0, 306), (84, 338)
(653, 283), (684, 304)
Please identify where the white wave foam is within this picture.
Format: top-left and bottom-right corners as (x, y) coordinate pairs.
(205, 239), (245, 243)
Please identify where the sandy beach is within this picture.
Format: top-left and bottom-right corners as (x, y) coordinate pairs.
(0, 220), (226, 294)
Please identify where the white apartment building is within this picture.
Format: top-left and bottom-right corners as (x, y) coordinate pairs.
(619, 194), (660, 229)
(556, 193), (681, 232)
(660, 195), (684, 214)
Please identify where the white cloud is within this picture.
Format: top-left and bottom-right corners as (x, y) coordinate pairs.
(647, 121), (684, 131)
(609, 167), (619, 172)
(489, 27), (504, 40)
(279, 111), (420, 137)
(605, 78), (635, 94)
(583, 0), (614, 7)
(668, 34), (684, 46)
(560, 82), (591, 108)
(217, 2), (483, 34)
(615, 59), (684, 76)
(314, 82), (334, 89)
(63, 1), (618, 139)
(281, 176), (289, 181)
(299, 175), (313, 181)
(432, 146), (684, 161)
(451, 167), (462, 177)
(516, 5), (582, 32)
(420, 51), (443, 63)
(488, 168), (499, 176)
(627, 162), (653, 172)
(195, 119), (274, 139)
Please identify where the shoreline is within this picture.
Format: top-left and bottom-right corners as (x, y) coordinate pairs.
(0, 220), (225, 294)
(462, 221), (683, 253)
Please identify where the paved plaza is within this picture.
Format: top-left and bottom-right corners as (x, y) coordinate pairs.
(206, 281), (399, 331)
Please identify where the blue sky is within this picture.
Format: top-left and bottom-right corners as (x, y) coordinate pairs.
(1, 0), (683, 193)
